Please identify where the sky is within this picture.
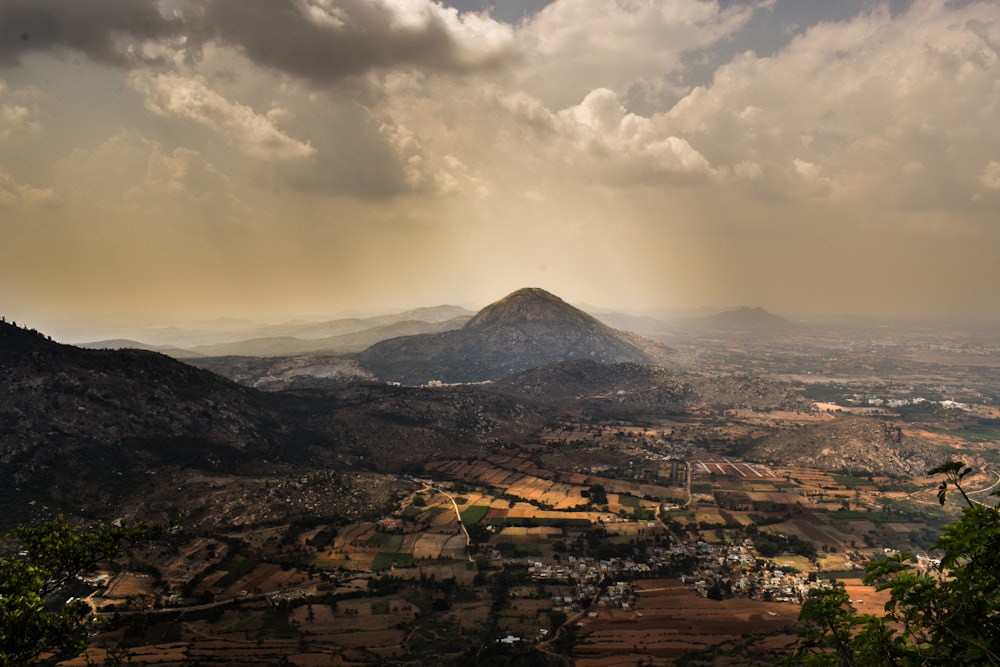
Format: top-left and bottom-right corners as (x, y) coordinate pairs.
(1, 0), (999, 341)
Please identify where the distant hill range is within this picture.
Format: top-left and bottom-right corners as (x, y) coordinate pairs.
(81, 305), (474, 358)
(681, 306), (793, 333)
(354, 288), (676, 384)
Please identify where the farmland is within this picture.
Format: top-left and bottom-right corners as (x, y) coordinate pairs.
(58, 323), (1000, 665)
(61, 404), (983, 666)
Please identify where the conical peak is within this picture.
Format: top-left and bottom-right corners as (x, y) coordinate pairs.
(465, 288), (593, 329)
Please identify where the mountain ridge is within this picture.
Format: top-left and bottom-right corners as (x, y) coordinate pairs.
(685, 306), (793, 332)
(355, 287), (675, 384)
(0, 320), (542, 529)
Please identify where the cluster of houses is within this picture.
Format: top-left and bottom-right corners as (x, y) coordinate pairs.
(524, 538), (835, 612)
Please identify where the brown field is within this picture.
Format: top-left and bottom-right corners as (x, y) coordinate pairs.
(215, 562), (310, 598)
(572, 579), (800, 666)
(411, 532), (455, 558)
(763, 517), (841, 551)
(841, 577), (893, 610)
(103, 572), (156, 599)
(495, 525), (563, 544)
(336, 522), (377, 546)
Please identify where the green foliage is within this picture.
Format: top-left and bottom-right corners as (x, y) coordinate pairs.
(0, 556), (90, 666)
(1, 514), (177, 666)
(753, 532), (818, 560)
(586, 484), (608, 505)
(785, 461), (1000, 665)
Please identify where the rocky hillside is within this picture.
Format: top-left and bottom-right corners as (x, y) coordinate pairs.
(188, 354), (374, 390)
(492, 360), (806, 418)
(355, 288), (675, 384)
(492, 361), (688, 416)
(687, 375), (808, 411)
(743, 416), (940, 477)
(0, 321), (541, 529)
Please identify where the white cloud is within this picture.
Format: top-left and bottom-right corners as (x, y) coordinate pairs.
(0, 81), (44, 142)
(517, 0), (758, 107)
(979, 160), (1000, 191)
(53, 130), (239, 219)
(128, 71), (316, 160)
(378, 119), (489, 197)
(493, 87), (714, 184)
(380, 0), (515, 64)
(0, 168), (59, 209)
(663, 0), (1000, 207)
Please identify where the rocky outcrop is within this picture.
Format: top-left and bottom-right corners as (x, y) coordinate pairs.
(744, 416), (939, 477)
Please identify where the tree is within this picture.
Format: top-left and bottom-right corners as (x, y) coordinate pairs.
(0, 514), (177, 666)
(785, 461), (1000, 665)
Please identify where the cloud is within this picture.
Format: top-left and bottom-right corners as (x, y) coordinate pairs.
(181, 0), (516, 85)
(980, 161), (1000, 191)
(128, 71), (316, 160)
(52, 130), (239, 221)
(481, 85), (713, 190)
(554, 88), (713, 184)
(0, 168), (59, 209)
(516, 0), (760, 108)
(0, 0), (182, 66)
(663, 0), (1000, 207)
(0, 81), (43, 141)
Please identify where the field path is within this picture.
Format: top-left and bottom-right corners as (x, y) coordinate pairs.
(535, 573), (605, 665)
(424, 484), (473, 562)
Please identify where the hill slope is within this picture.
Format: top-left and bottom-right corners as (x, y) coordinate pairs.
(743, 416), (939, 477)
(492, 360), (807, 419)
(0, 321), (541, 529)
(355, 288), (674, 384)
(688, 306), (793, 332)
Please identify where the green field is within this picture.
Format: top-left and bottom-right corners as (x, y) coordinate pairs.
(371, 551), (414, 570)
(618, 494), (641, 508)
(369, 534), (413, 570)
(366, 532), (396, 548)
(459, 505), (489, 525)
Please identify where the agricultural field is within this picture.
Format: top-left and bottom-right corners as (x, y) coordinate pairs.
(70, 377), (1000, 665)
(570, 579), (802, 666)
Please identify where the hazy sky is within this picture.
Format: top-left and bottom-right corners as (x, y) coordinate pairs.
(2, 0), (999, 340)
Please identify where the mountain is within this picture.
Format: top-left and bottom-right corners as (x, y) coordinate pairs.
(0, 321), (541, 530)
(686, 306), (793, 332)
(354, 288), (675, 384)
(183, 316), (470, 357)
(78, 338), (202, 357)
(122, 305), (475, 352)
(586, 310), (668, 335)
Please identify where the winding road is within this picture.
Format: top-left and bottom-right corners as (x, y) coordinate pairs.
(422, 483), (474, 562)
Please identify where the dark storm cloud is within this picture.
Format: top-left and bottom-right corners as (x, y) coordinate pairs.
(183, 0), (515, 84)
(0, 0), (182, 66)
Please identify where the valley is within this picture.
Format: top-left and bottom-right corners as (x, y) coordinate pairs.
(55, 401), (979, 666)
(2, 291), (999, 665)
